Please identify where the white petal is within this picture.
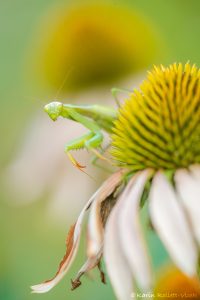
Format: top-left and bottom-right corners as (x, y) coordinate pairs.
(71, 248), (103, 290)
(87, 170), (123, 257)
(119, 170), (152, 291)
(77, 249), (102, 275)
(104, 187), (134, 300)
(149, 172), (197, 276)
(175, 169), (200, 244)
(31, 170), (124, 293)
(31, 187), (102, 293)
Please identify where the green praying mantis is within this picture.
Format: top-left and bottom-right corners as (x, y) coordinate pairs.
(44, 88), (130, 171)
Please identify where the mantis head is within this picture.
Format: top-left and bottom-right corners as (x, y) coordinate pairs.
(44, 101), (63, 121)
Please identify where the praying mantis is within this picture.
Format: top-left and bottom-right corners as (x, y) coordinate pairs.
(44, 88), (130, 171)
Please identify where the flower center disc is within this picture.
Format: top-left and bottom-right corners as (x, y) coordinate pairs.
(112, 63), (200, 171)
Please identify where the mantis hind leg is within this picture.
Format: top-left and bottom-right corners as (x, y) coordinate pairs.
(111, 87), (132, 107)
(91, 144), (113, 173)
(85, 133), (113, 165)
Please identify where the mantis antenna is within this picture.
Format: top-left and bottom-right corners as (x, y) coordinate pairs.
(54, 67), (74, 99)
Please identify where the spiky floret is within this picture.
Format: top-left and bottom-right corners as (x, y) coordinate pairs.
(111, 63), (200, 171)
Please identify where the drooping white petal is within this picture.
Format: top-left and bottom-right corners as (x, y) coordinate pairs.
(31, 170), (124, 293)
(31, 202), (92, 293)
(175, 168), (200, 244)
(71, 247), (104, 290)
(76, 249), (103, 276)
(87, 170), (123, 258)
(119, 170), (152, 292)
(104, 184), (134, 300)
(149, 172), (197, 276)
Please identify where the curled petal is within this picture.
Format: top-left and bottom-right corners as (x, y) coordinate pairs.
(149, 172), (197, 276)
(71, 247), (104, 290)
(31, 170), (124, 293)
(119, 170), (152, 291)
(104, 184), (134, 300)
(31, 207), (90, 293)
(175, 168), (200, 244)
(71, 170), (124, 291)
(87, 170), (124, 257)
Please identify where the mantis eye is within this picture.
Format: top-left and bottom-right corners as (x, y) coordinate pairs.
(44, 101), (63, 121)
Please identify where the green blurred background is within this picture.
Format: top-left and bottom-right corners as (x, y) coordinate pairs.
(1, 0), (200, 299)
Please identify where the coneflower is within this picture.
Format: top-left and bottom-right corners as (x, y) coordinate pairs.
(32, 63), (200, 299)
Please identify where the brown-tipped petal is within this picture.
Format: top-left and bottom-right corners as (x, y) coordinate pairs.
(104, 186), (134, 300)
(175, 169), (200, 245)
(31, 170), (124, 294)
(77, 250), (102, 275)
(87, 170), (123, 258)
(31, 188), (100, 293)
(71, 169), (124, 292)
(149, 172), (197, 276)
(71, 248), (103, 290)
(119, 170), (152, 292)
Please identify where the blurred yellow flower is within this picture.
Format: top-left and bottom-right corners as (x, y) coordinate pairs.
(30, 1), (160, 93)
(154, 265), (200, 300)
(7, 1), (162, 212)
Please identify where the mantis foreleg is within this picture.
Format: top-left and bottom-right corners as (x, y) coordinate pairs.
(64, 108), (106, 170)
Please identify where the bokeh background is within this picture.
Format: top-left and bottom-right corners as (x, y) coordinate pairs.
(1, 0), (200, 299)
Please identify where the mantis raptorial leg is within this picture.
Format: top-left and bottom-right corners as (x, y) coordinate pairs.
(62, 109), (105, 170)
